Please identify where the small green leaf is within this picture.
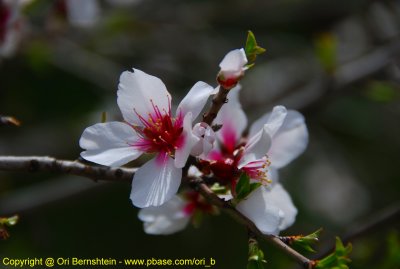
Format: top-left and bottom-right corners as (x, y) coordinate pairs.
(247, 238), (266, 269)
(0, 215), (19, 226)
(235, 173), (251, 200)
(210, 183), (228, 194)
(315, 237), (352, 269)
(291, 228), (322, 253)
(234, 173), (262, 203)
(245, 31), (266, 64)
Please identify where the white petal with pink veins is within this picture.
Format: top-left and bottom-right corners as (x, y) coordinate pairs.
(236, 186), (283, 235)
(117, 69), (171, 126)
(130, 154), (182, 208)
(138, 195), (190, 235)
(177, 81), (214, 120)
(79, 122), (142, 167)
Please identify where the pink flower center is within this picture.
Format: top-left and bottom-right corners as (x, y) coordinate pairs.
(182, 191), (214, 216)
(132, 100), (184, 157)
(241, 157), (271, 185)
(0, 2), (11, 43)
(207, 147), (271, 186)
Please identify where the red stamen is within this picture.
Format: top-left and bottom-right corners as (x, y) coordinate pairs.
(132, 103), (184, 156)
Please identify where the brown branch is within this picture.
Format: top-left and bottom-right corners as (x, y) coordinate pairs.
(189, 177), (313, 269)
(202, 86), (230, 126)
(0, 156), (136, 182)
(314, 201), (400, 260)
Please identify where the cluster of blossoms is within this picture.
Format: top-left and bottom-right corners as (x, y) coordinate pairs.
(80, 47), (308, 236)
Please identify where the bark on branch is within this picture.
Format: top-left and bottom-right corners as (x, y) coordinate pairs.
(0, 156), (136, 182)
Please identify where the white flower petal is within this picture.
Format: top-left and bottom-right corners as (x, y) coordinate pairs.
(191, 122), (216, 157)
(236, 187), (283, 235)
(117, 69), (171, 126)
(265, 183), (297, 231)
(187, 165), (202, 178)
(175, 113), (197, 168)
(249, 106), (287, 139)
(177, 81), (214, 120)
(79, 122), (142, 167)
(219, 48), (248, 74)
(240, 127), (271, 167)
(143, 215), (190, 235)
(268, 167), (279, 184)
(130, 154), (182, 208)
(268, 111), (308, 168)
(138, 196), (190, 235)
(214, 85), (247, 150)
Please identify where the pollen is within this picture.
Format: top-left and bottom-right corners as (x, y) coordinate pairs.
(241, 156), (272, 185)
(130, 100), (184, 157)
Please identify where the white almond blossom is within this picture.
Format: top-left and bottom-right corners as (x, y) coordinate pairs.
(80, 68), (214, 208)
(202, 86), (308, 234)
(138, 189), (215, 235)
(138, 195), (190, 235)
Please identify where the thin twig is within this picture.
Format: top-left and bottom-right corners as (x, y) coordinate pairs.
(189, 177), (313, 269)
(314, 202), (400, 260)
(202, 86), (230, 126)
(0, 156), (135, 182)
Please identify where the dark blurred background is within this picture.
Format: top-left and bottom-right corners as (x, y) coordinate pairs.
(1, 0), (400, 268)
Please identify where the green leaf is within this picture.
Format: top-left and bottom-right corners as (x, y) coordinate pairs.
(291, 228), (322, 253)
(210, 183), (228, 194)
(245, 31), (266, 64)
(0, 215), (19, 226)
(235, 173), (251, 200)
(234, 173), (262, 203)
(247, 238), (266, 269)
(315, 237), (352, 269)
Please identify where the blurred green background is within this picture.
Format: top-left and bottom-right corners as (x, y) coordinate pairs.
(1, 0), (400, 268)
